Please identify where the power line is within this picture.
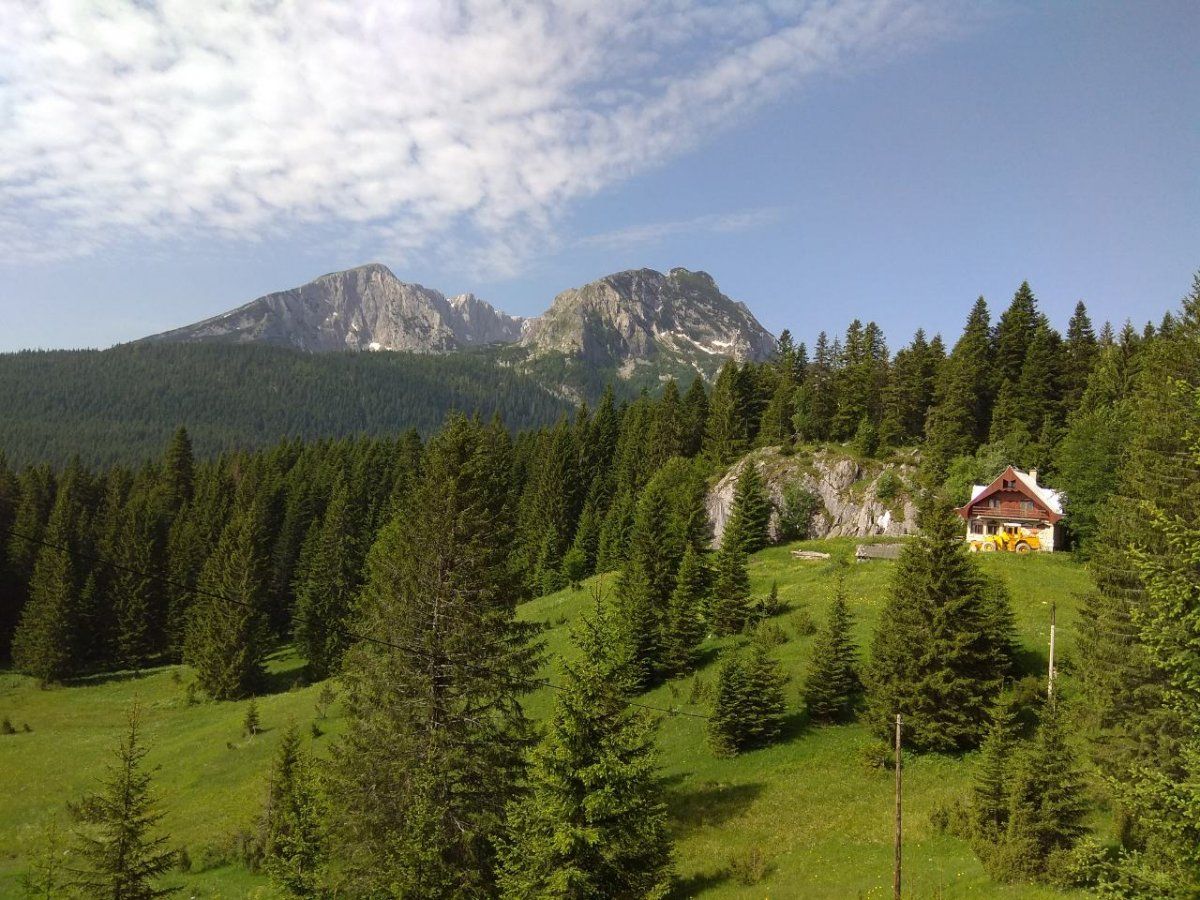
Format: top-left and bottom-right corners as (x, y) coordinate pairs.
(2, 525), (711, 721)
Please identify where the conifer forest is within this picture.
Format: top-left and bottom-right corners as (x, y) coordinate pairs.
(2, 274), (1200, 898)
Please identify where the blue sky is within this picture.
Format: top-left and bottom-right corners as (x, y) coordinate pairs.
(1, 1), (1196, 352)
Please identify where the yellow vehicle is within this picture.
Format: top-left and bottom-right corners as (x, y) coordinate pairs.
(972, 524), (1041, 554)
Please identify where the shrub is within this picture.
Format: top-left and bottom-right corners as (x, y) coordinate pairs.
(777, 483), (821, 541)
(1, 717), (16, 735)
(790, 606), (817, 638)
(729, 845), (772, 885)
(876, 469), (900, 502)
(754, 621), (789, 647)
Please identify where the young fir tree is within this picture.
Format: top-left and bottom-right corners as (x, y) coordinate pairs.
(183, 502), (271, 700)
(110, 489), (167, 670)
(709, 540), (751, 637)
(659, 545), (709, 676)
(865, 497), (1014, 751)
(498, 597), (673, 899)
(292, 478), (362, 680)
(68, 702), (176, 899)
(997, 700), (1089, 881)
(262, 722), (325, 898)
(970, 690), (1024, 846)
(803, 582), (860, 724)
(329, 416), (540, 897)
(724, 462), (772, 555)
(707, 635), (787, 757)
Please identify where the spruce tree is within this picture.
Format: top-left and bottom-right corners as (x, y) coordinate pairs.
(660, 546), (709, 676)
(707, 636), (787, 757)
(994, 282), (1040, 388)
(498, 598), (673, 899)
(68, 702), (176, 899)
(262, 722), (325, 898)
(293, 478), (362, 680)
(328, 415), (540, 897)
(803, 583), (860, 723)
(11, 474), (84, 684)
(161, 427), (194, 512)
(709, 541), (751, 637)
(705, 360), (749, 465)
(110, 489), (168, 670)
(681, 375), (710, 458)
(999, 700), (1088, 880)
(183, 503), (271, 700)
(865, 497), (1014, 751)
(1062, 300), (1098, 408)
(971, 690), (1024, 844)
(724, 462), (772, 555)
(757, 373), (796, 448)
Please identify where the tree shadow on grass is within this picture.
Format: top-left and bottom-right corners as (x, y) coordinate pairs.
(666, 777), (764, 837)
(669, 868), (731, 898)
(779, 708), (812, 742)
(257, 648), (309, 696)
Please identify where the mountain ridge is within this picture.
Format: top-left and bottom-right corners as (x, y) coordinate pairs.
(140, 263), (776, 377)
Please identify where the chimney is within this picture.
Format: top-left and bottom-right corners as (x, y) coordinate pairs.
(1029, 468), (1038, 485)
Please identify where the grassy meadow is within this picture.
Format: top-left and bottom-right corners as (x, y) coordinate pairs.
(0, 538), (1097, 898)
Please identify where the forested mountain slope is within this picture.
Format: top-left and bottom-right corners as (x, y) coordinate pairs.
(0, 343), (570, 467)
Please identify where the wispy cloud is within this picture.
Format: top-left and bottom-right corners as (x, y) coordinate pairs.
(580, 208), (786, 250)
(0, 0), (965, 274)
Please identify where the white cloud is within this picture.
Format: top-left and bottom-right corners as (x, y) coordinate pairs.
(0, 0), (964, 273)
(581, 208), (787, 249)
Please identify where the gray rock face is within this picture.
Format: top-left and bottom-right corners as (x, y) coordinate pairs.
(519, 267), (775, 373)
(140, 264), (774, 378)
(706, 447), (919, 548)
(141, 264), (526, 353)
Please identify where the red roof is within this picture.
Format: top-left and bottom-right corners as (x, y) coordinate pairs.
(956, 465), (1063, 524)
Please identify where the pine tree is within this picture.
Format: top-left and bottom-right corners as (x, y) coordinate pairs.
(660, 546), (709, 676)
(724, 462), (772, 555)
(262, 722), (325, 898)
(803, 583), (860, 723)
(994, 282), (1040, 388)
(707, 636), (787, 757)
(293, 478), (362, 680)
(709, 541), (751, 637)
(68, 702), (176, 899)
(328, 415), (540, 897)
(183, 503), (271, 700)
(498, 597), (673, 899)
(865, 497), (1014, 751)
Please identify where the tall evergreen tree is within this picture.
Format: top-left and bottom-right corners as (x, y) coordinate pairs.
(660, 546), (709, 676)
(498, 598), (673, 899)
(183, 502), (271, 700)
(723, 462), (772, 555)
(293, 478), (362, 680)
(865, 497), (1014, 751)
(161, 427), (194, 512)
(993, 282), (1040, 388)
(68, 702), (177, 899)
(680, 376), (710, 458)
(971, 690), (1024, 845)
(709, 540), (751, 637)
(1062, 300), (1098, 409)
(329, 415), (540, 897)
(803, 583), (860, 723)
(704, 360), (749, 465)
(110, 488), (168, 669)
(11, 471), (86, 684)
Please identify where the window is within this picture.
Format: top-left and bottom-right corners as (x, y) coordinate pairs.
(989, 497), (999, 508)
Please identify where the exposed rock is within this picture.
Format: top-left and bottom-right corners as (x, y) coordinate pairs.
(141, 263), (526, 353)
(519, 267), (775, 376)
(706, 447), (919, 548)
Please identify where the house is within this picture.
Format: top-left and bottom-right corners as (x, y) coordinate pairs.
(957, 466), (1064, 552)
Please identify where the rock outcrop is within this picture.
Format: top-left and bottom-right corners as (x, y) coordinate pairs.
(707, 447), (919, 547)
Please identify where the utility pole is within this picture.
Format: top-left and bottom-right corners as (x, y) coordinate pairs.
(894, 713), (902, 900)
(1047, 601), (1057, 703)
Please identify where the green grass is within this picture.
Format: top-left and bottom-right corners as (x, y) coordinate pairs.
(0, 539), (1097, 898)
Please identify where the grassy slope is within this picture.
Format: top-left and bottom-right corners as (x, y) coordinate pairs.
(0, 539), (1095, 898)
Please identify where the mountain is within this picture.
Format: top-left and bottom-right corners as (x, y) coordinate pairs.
(140, 264), (776, 380)
(141, 263), (526, 353)
(520, 267), (775, 378)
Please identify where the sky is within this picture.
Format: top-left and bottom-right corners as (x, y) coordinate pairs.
(0, 0), (1197, 352)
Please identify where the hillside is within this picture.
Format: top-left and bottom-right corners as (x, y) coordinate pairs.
(0, 539), (1095, 898)
(0, 343), (571, 467)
